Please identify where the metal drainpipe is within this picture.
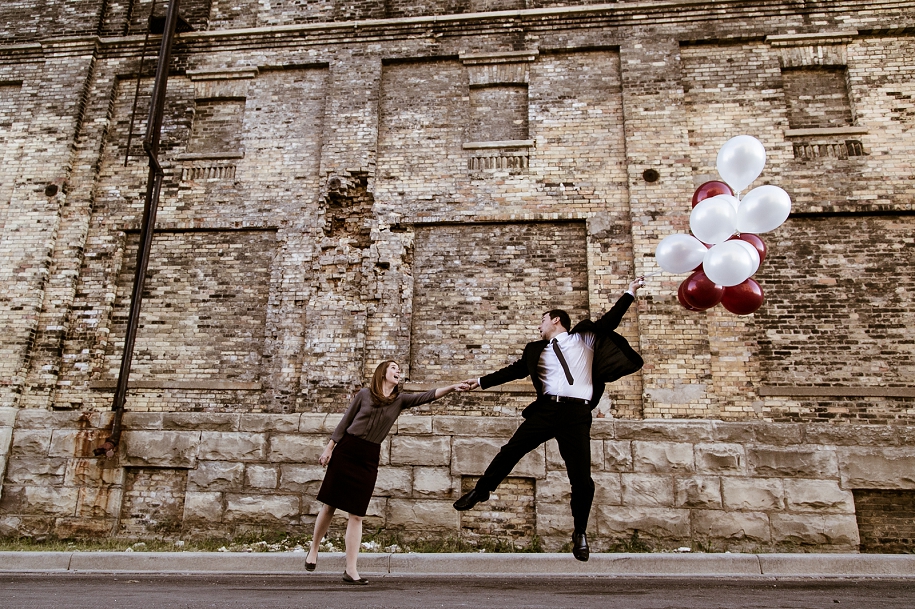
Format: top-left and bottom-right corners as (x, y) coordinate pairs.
(95, 0), (182, 458)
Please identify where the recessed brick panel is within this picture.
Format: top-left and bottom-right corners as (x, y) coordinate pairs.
(757, 217), (915, 385)
(411, 222), (589, 391)
(459, 475), (536, 542)
(468, 84), (529, 142)
(118, 467), (188, 537)
(853, 489), (915, 553)
(187, 99), (246, 154)
(104, 230), (274, 383)
(782, 66), (853, 130)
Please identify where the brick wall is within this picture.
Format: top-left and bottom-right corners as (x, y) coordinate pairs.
(410, 222), (589, 395)
(2, 1), (915, 547)
(854, 489), (915, 553)
(94, 230), (275, 412)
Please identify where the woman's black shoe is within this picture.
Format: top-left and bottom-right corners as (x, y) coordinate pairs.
(305, 560), (316, 572)
(343, 571), (369, 585)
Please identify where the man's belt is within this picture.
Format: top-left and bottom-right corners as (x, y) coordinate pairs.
(543, 394), (590, 406)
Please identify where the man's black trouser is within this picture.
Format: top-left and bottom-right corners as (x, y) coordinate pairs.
(474, 399), (594, 533)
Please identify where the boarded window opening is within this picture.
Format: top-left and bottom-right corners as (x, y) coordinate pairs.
(458, 475), (536, 543)
(782, 66), (853, 130)
(853, 489), (915, 553)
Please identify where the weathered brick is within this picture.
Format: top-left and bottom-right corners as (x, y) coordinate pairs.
(267, 434), (326, 463)
(838, 447), (915, 489)
(452, 437), (545, 479)
(593, 505), (691, 542)
(633, 441), (695, 473)
(121, 431), (200, 468)
(695, 443), (746, 474)
(783, 479), (855, 513)
(412, 467), (454, 498)
(184, 491), (225, 523)
(722, 477), (785, 512)
(675, 476), (722, 509)
(692, 509), (771, 544)
(390, 436), (450, 466)
(188, 461), (245, 491)
(621, 473), (674, 507)
(386, 498), (459, 530)
(374, 466), (412, 498)
(770, 513), (860, 548)
(245, 464), (279, 490)
(198, 432), (268, 462)
(224, 494), (300, 524)
(747, 447), (839, 478)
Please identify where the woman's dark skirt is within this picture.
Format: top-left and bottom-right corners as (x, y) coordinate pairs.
(316, 433), (381, 517)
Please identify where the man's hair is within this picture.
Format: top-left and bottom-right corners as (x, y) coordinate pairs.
(543, 309), (571, 332)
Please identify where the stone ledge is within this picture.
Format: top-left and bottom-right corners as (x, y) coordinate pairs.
(187, 68), (259, 81)
(759, 385), (914, 398)
(89, 380), (261, 391)
(783, 127), (870, 138)
(166, 3), (718, 44)
(174, 152), (246, 161)
(766, 31), (859, 45)
(462, 140), (535, 150)
(459, 50), (539, 64)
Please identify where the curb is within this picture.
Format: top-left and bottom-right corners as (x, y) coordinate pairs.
(2, 552), (915, 577)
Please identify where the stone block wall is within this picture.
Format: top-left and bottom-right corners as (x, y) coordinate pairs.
(1, 1), (915, 548)
(4, 408), (914, 552)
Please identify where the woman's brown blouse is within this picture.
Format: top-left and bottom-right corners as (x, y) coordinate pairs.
(330, 387), (437, 444)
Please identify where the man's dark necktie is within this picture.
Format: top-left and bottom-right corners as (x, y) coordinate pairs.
(551, 338), (574, 385)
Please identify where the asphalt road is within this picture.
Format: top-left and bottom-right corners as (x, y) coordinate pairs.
(1, 573), (913, 609)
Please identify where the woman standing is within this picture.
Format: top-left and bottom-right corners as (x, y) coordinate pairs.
(305, 360), (470, 585)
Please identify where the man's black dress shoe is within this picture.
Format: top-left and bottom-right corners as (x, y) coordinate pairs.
(453, 488), (490, 511)
(343, 571), (369, 585)
(572, 531), (590, 562)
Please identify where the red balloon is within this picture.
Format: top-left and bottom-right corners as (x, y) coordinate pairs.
(721, 278), (765, 315)
(678, 280), (702, 311)
(734, 233), (767, 264)
(691, 181), (734, 208)
(682, 269), (724, 311)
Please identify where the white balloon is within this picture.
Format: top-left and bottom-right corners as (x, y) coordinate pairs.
(655, 234), (708, 274)
(731, 238), (761, 276)
(716, 135), (766, 193)
(703, 241), (755, 287)
(713, 193), (741, 213)
(690, 195), (737, 245)
(736, 184), (792, 234)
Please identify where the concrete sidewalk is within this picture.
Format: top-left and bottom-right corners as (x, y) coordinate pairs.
(1, 551), (915, 577)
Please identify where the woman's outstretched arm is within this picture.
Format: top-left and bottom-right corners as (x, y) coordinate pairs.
(433, 381), (473, 399)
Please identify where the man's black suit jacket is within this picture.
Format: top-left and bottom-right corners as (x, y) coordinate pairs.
(478, 293), (643, 412)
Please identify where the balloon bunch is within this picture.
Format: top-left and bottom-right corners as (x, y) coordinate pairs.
(654, 136), (791, 315)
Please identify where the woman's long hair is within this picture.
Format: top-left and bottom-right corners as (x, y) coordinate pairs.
(369, 360), (400, 406)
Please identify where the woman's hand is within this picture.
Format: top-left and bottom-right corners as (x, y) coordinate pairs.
(434, 381), (474, 398)
(319, 441), (335, 467)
